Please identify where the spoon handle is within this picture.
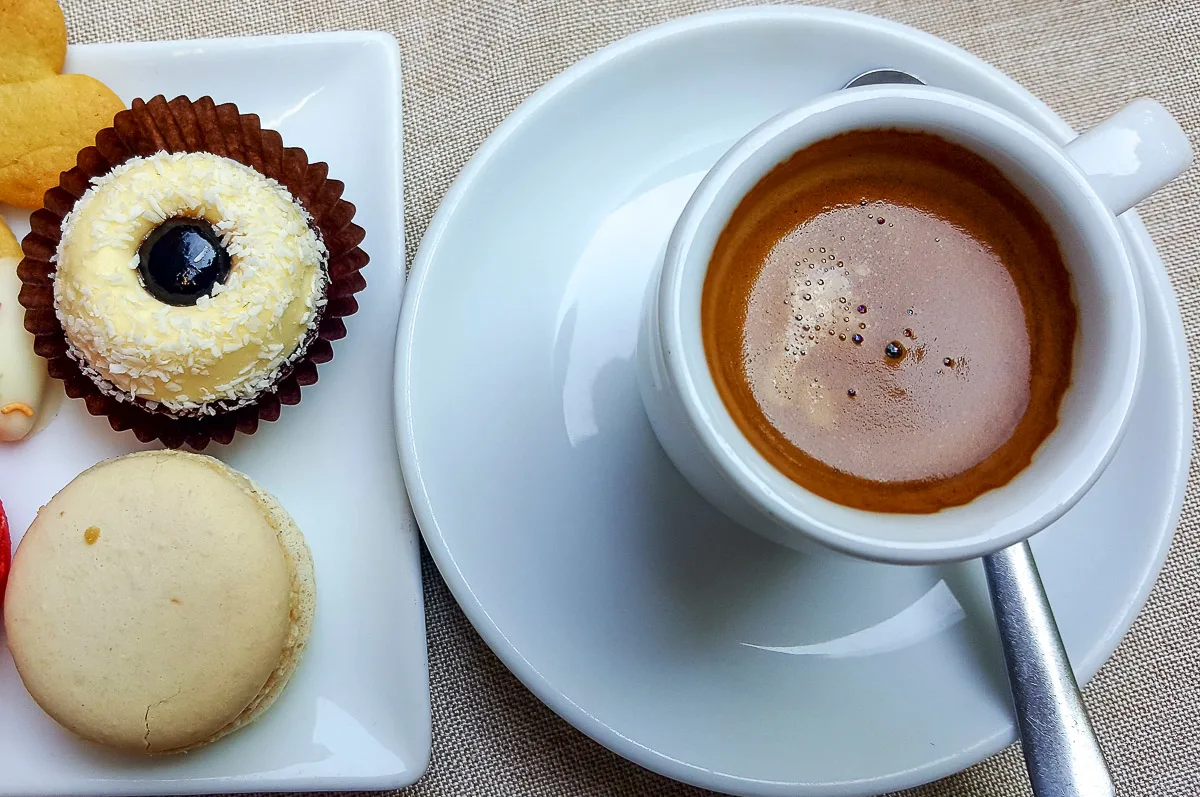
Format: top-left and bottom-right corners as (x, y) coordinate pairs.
(983, 541), (1115, 797)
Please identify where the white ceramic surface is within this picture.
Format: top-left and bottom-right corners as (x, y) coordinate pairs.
(397, 7), (1189, 797)
(0, 33), (430, 795)
(641, 87), (1187, 563)
(1066, 98), (1194, 216)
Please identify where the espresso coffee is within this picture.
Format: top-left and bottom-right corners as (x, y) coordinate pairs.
(702, 130), (1076, 513)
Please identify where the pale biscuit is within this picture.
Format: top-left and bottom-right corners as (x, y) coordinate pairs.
(3, 450), (316, 754)
(0, 215), (19, 260)
(0, 0), (67, 84)
(0, 74), (124, 208)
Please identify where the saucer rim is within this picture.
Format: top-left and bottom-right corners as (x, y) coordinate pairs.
(396, 6), (1189, 795)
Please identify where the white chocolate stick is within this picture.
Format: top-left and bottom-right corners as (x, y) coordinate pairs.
(0, 251), (48, 441)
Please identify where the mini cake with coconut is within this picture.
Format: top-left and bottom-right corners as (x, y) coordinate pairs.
(17, 94), (369, 449)
(53, 150), (329, 417)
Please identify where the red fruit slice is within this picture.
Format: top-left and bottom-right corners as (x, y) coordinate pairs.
(0, 499), (9, 612)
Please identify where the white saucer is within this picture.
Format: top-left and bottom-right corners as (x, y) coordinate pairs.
(397, 8), (1190, 796)
(1, 33), (429, 795)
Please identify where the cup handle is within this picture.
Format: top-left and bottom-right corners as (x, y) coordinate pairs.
(1063, 98), (1192, 217)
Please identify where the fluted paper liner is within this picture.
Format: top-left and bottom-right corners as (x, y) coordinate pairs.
(16, 95), (367, 450)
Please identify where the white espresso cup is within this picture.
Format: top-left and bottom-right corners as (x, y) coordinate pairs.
(637, 85), (1191, 564)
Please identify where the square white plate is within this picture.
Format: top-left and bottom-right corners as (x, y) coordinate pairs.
(0, 32), (430, 795)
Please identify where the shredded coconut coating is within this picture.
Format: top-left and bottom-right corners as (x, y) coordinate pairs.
(53, 152), (328, 415)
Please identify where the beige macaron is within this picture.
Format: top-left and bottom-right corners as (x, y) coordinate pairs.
(3, 450), (315, 754)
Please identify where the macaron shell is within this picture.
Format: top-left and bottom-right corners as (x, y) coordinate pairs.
(172, 458), (316, 751)
(3, 452), (293, 753)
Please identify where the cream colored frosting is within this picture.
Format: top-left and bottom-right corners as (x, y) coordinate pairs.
(0, 255), (49, 440)
(53, 152), (328, 416)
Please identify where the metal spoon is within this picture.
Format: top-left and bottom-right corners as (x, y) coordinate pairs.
(840, 68), (1115, 797)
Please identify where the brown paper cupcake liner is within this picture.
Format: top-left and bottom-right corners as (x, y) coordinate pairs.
(16, 95), (367, 450)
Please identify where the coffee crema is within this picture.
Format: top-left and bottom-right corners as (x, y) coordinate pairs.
(702, 130), (1076, 513)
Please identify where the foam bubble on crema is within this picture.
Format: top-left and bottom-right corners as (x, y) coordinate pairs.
(752, 245), (856, 425)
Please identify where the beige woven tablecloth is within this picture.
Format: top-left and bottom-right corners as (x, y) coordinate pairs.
(62, 0), (1198, 794)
